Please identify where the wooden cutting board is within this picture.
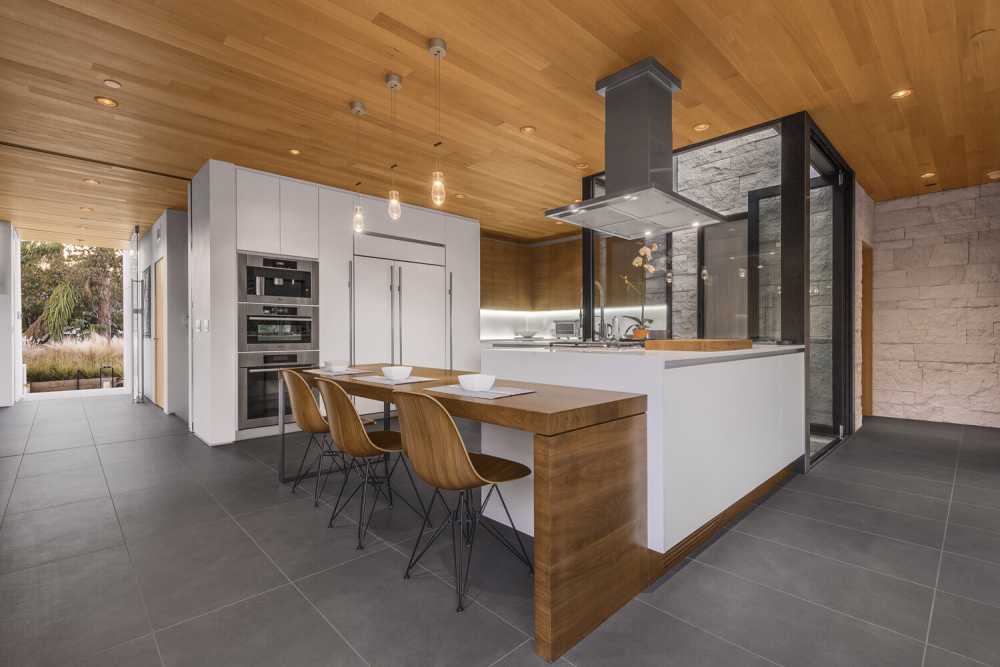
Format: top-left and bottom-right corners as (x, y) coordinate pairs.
(644, 338), (752, 352)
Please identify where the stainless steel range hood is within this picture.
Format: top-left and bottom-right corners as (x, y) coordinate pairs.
(545, 58), (726, 239)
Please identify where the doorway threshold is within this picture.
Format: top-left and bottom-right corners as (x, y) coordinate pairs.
(22, 387), (130, 401)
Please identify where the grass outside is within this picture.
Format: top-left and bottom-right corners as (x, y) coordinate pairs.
(23, 334), (124, 383)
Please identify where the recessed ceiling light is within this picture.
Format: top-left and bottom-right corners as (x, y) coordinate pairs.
(80, 206), (94, 212)
(575, 162), (589, 170)
(83, 178), (101, 186)
(94, 96), (119, 108)
(644, 230), (652, 236)
(691, 222), (700, 227)
(288, 148), (301, 155)
(920, 171), (936, 179)
(103, 79), (122, 89)
(455, 193), (466, 199)
(693, 123), (711, 132)
(987, 169), (1000, 180)
(573, 199), (582, 203)
(519, 125), (536, 135)
(890, 88), (913, 100)
(554, 220), (564, 225)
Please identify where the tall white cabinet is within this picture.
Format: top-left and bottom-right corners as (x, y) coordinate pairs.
(190, 160), (480, 442)
(0, 222), (22, 407)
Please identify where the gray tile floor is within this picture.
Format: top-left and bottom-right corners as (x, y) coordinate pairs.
(1, 397), (998, 666)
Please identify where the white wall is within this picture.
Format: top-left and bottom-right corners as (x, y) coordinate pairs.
(0, 222), (20, 406)
(138, 209), (190, 417)
(871, 183), (1000, 427)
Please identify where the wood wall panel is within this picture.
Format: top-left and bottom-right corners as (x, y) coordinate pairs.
(481, 236), (581, 311)
(1, 0), (997, 244)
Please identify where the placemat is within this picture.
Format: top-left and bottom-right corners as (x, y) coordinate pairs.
(355, 375), (438, 385)
(306, 368), (366, 377)
(429, 384), (536, 400)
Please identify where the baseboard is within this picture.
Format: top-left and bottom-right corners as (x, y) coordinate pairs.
(648, 461), (796, 580)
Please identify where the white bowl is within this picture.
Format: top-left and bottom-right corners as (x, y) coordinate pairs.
(514, 329), (538, 339)
(324, 360), (349, 372)
(459, 374), (496, 392)
(382, 366), (412, 380)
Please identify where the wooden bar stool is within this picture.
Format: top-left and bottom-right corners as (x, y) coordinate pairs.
(315, 378), (429, 550)
(394, 391), (533, 613)
(279, 369), (346, 506)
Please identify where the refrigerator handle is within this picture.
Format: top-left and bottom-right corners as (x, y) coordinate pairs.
(389, 264), (395, 365)
(348, 260), (354, 365)
(397, 265), (403, 364)
(448, 271), (454, 372)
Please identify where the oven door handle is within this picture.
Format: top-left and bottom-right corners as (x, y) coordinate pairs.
(246, 364), (314, 374)
(247, 316), (313, 322)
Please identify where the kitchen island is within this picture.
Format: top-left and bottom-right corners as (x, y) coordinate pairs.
(480, 344), (806, 558)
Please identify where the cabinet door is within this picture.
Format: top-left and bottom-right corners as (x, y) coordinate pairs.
(318, 187), (354, 368)
(398, 261), (447, 369)
(353, 255), (394, 416)
(280, 178), (319, 258)
(236, 169), (280, 253)
(445, 218), (480, 371)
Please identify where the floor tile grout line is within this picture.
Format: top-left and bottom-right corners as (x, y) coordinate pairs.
(919, 427), (961, 667)
(0, 542), (126, 578)
(820, 459), (959, 486)
(485, 638), (532, 667)
(148, 582), (291, 635)
(200, 480), (373, 667)
(635, 597), (785, 666)
(0, 404), (38, 532)
(750, 503), (944, 552)
(726, 527), (937, 590)
(925, 642), (995, 666)
(684, 557), (929, 646)
(804, 468), (955, 503)
(84, 398), (167, 667)
(777, 486), (950, 525)
(3, 490), (113, 517)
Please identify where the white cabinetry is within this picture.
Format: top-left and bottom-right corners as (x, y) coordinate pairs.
(318, 187), (354, 368)
(236, 168), (319, 259)
(280, 179), (319, 258)
(236, 169), (280, 254)
(445, 218), (481, 371)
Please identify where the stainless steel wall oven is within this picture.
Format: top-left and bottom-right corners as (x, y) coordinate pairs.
(239, 253), (318, 305)
(238, 351), (319, 429)
(238, 303), (318, 352)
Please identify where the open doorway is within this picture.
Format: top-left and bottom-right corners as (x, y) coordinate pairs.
(20, 242), (125, 394)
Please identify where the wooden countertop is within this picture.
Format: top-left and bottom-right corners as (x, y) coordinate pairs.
(304, 364), (646, 436)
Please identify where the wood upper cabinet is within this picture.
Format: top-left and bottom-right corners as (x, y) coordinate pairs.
(236, 168), (319, 258)
(236, 168), (280, 254)
(480, 236), (581, 311)
(279, 178), (319, 259)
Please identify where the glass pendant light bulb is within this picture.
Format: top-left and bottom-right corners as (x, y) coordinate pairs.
(352, 204), (365, 233)
(431, 171), (446, 206)
(387, 190), (402, 221)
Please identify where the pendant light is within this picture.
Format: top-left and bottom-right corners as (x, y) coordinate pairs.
(428, 37), (447, 207)
(349, 100), (367, 233)
(386, 73), (403, 221)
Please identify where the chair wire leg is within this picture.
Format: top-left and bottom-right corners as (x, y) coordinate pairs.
(451, 491), (464, 612)
(404, 490), (440, 578)
(328, 459), (361, 527)
(383, 453), (394, 507)
(494, 485), (533, 573)
(398, 454), (432, 527)
(291, 434), (317, 492)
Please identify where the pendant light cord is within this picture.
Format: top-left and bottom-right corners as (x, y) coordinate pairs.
(354, 113), (361, 201)
(390, 85), (397, 188)
(435, 54), (441, 169)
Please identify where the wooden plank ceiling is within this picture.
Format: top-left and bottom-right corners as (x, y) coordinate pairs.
(0, 0), (997, 245)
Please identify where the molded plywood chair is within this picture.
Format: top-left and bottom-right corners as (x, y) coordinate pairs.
(315, 377), (428, 550)
(279, 369), (346, 506)
(394, 391), (532, 612)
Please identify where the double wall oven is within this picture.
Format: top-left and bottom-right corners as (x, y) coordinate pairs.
(238, 253), (319, 430)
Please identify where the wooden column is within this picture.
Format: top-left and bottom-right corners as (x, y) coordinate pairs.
(532, 413), (647, 661)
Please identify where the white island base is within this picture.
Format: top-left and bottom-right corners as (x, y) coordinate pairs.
(480, 345), (806, 554)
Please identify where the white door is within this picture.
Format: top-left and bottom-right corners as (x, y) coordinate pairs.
(397, 261), (447, 369)
(236, 168), (280, 253)
(279, 178), (319, 258)
(353, 255), (394, 415)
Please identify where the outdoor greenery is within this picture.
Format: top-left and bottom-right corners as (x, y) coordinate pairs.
(21, 242), (125, 387)
(23, 335), (124, 383)
(21, 242), (124, 341)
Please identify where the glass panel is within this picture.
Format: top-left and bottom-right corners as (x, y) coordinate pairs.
(702, 220), (749, 338)
(756, 195), (782, 341)
(591, 231), (668, 339)
(809, 181), (835, 432)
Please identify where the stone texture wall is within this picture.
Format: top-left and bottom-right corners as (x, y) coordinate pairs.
(670, 127), (781, 336)
(854, 183), (875, 428)
(809, 186), (834, 427)
(872, 183), (1000, 427)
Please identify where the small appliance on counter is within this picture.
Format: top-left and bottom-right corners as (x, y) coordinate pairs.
(552, 319), (580, 339)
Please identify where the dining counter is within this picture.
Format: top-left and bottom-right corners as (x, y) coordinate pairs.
(282, 363), (648, 662)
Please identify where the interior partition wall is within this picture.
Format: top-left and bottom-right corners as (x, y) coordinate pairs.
(579, 112), (854, 467)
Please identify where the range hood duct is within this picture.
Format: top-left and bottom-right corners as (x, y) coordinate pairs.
(545, 58), (726, 239)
